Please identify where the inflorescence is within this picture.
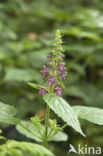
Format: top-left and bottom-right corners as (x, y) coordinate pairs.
(38, 30), (67, 97)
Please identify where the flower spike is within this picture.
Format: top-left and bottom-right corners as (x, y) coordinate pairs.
(39, 30), (67, 96)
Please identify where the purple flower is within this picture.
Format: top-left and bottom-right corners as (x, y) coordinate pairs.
(41, 65), (49, 80)
(59, 72), (67, 81)
(58, 63), (65, 72)
(61, 54), (65, 58)
(38, 87), (47, 96)
(48, 75), (56, 86)
(47, 62), (53, 68)
(54, 83), (63, 97)
(47, 54), (52, 58)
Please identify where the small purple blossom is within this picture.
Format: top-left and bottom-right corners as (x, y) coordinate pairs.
(48, 75), (56, 86)
(54, 83), (64, 97)
(58, 63), (65, 72)
(41, 65), (49, 80)
(38, 86), (47, 96)
(62, 54), (65, 58)
(47, 54), (52, 58)
(59, 72), (67, 81)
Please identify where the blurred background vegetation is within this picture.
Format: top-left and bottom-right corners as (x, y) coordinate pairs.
(0, 0), (103, 155)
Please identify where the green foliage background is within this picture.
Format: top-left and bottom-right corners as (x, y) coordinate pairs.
(0, 0), (103, 155)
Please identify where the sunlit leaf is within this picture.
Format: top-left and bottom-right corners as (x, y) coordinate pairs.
(73, 106), (103, 125)
(16, 121), (68, 142)
(43, 94), (85, 136)
(0, 140), (55, 156)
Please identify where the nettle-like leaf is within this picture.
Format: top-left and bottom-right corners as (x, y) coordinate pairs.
(16, 121), (41, 142)
(43, 94), (85, 136)
(16, 121), (68, 142)
(0, 140), (55, 156)
(0, 101), (20, 125)
(73, 106), (103, 125)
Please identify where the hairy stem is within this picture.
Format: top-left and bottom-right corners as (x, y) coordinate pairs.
(43, 105), (50, 147)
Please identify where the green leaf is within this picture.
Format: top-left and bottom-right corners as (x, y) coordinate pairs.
(28, 49), (49, 68)
(0, 101), (20, 124)
(28, 82), (39, 90)
(4, 68), (40, 82)
(0, 136), (6, 140)
(8, 148), (23, 156)
(0, 129), (6, 140)
(16, 121), (68, 142)
(28, 82), (48, 91)
(43, 94), (85, 136)
(0, 140), (55, 156)
(73, 106), (103, 125)
(48, 130), (68, 142)
(0, 129), (2, 134)
(62, 27), (102, 41)
(65, 86), (86, 99)
(16, 121), (42, 142)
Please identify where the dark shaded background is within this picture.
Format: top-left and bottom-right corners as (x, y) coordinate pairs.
(0, 0), (103, 155)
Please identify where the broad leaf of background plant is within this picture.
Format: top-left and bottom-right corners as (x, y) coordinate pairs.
(73, 106), (103, 125)
(4, 68), (41, 82)
(43, 94), (85, 136)
(0, 102), (20, 124)
(0, 140), (55, 156)
(0, 129), (6, 140)
(16, 121), (68, 142)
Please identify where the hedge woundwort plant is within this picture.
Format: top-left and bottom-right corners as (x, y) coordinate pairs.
(38, 30), (67, 147)
(28, 30), (86, 148)
(1, 30), (103, 156)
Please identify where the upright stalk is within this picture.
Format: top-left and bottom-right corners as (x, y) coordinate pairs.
(43, 105), (50, 147)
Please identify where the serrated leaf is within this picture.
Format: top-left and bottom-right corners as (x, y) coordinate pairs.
(16, 121), (41, 142)
(73, 106), (103, 125)
(16, 121), (68, 142)
(0, 101), (20, 124)
(43, 94), (85, 136)
(0, 140), (55, 156)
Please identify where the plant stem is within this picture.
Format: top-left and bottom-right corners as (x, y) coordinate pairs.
(43, 105), (50, 147)
(61, 123), (68, 129)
